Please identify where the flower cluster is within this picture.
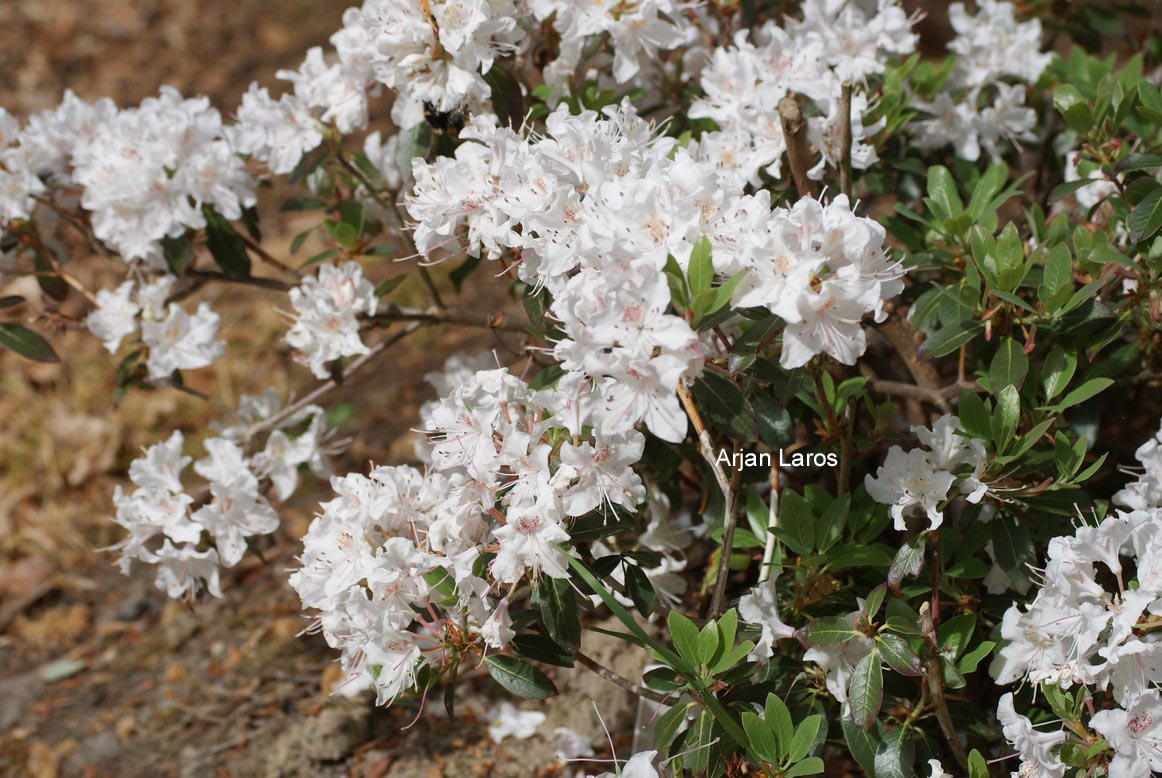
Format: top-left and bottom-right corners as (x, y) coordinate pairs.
(909, 0), (1052, 162)
(0, 88), (254, 265)
(289, 364), (650, 703)
(865, 414), (988, 530)
(86, 275), (225, 382)
(231, 0), (525, 175)
(408, 102), (903, 442)
(283, 261), (378, 379)
(989, 423), (1162, 777)
(690, 0), (917, 187)
(111, 394), (333, 597)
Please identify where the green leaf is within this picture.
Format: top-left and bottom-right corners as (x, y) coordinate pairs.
(992, 385), (1020, 450)
(663, 255), (689, 309)
(1041, 377), (1114, 412)
(992, 517), (1034, 589)
(968, 749), (989, 778)
(967, 162), (1008, 220)
(281, 196), (326, 212)
(742, 712), (780, 764)
(654, 702), (692, 754)
(511, 633), (575, 667)
(775, 489), (814, 556)
(204, 209), (251, 280)
(0, 323), (59, 363)
(927, 166), (963, 218)
(483, 655), (558, 699)
(696, 620), (723, 666)
(958, 640), (996, 674)
(958, 389), (991, 439)
(691, 372), (755, 440)
(374, 275), (407, 298)
(0, 296), (23, 310)
(848, 650), (883, 730)
(938, 613), (976, 659)
(482, 64), (526, 129)
(921, 319), (982, 358)
(785, 757), (825, 777)
(863, 583), (887, 620)
(764, 693), (794, 755)
(162, 235), (193, 277)
(989, 338), (1029, 392)
(34, 251), (69, 301)
(1039, 245), (1073, 307)
(799, 617), (864, 650)
(683, 710), (717, 775)
(787, 715), (822, 763)
(752, 393), (795, 448)
(888, 535), (926, 591)
(841, 717), (882, 777)
(873, 725), (914, 778)
(877, 633), (922, 676)
(1130, 187), (1162, 242)
(533, 576), (580, 653)
(623, 563), (659, 618)
(1042, 346), (1077, 401)
(668, 611), (702, 665)
(706, 270), (747, 316)
(687, 236), (714, 296)
(1054, 84), (1094, 133)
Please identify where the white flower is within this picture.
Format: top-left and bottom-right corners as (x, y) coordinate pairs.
(486, 702), (545, 743)
(865, 447), (957, 530)
(141, 302), (225, 381)
(285, 261), (377, 379)
(996, 693), (1066, 778)
(86, 280), (140, 353)
(491, 508), (572, 583)
(554, 727), (595, 764)
(738, 572), (796, 660)
(479, 597), (515, 649)
(1090, 690), (1162, 778)
(592, 749), (660, 778)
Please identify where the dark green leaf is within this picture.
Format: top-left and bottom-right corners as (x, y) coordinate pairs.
(848, 650), (883, 729)
(888, 535), (926, 592)
(483, 655), (558, 699)
(533, 576), (580, 652)
(1130, 187), (1162, 242)
(204, 209), (251, 280)
(511, 633), (574, 667)
(34, 251), (69, 301)
(0, 323), (59, 363)
(877, 634), (922, 677)
(483, 64), (526, 129)
(797, 616), (862, 647)
(623, 563), (659, 618)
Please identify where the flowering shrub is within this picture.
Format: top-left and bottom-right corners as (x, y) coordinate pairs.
(2, 0), (1161, 775)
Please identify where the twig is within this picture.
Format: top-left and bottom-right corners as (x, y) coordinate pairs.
(237, 232), (302, 279)
(758, 463), (780, 584)
(920, 601), (970, 771)
(867, 379), (976, 407)
(838, 82), (853, 198)
(879, 313), (952, 414)
(575, 651), (668, 704)
(365, 303), (524, 333)
(677, 381), (736, 620)
(336, 152), (445, 310)
(241, 321), (425, 439)
(838, 402), (854, 495)
(184, 269), (293, 292)
(778, 96), (820, 199)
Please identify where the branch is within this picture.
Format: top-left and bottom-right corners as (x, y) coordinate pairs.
(758, 463), (780, 583)
(241, 320), (426, 440)
(184, 269), (293, 292)
(365, 303), (525, 333)
(575, 651), (668, 704)
(677, 381), (736, 619)
(867, 379), (977, 407)
(838, 82), (853, 198)
(920, 601), (970, 772)
(778, 96), (820, 200)
(878, 313), (952, 414)
(237, 232), (302, 279)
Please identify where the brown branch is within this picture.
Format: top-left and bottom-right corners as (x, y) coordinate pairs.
(241, 320), (426, 440)
(237, 232), (302, 279)
(778, 96), (820, 199)
(920, 601), (970, 772)
(575, 651), (668, 704)
(365, 303), (525, 333)
(838, 82), (854, 198)
(677, 381), (737, 620)
(184, 269), (294, 292)
(879, 313), (952, 414)
(867, 379), (977, 407)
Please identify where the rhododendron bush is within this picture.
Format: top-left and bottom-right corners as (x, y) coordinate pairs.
(3, 0), (1162, 775)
